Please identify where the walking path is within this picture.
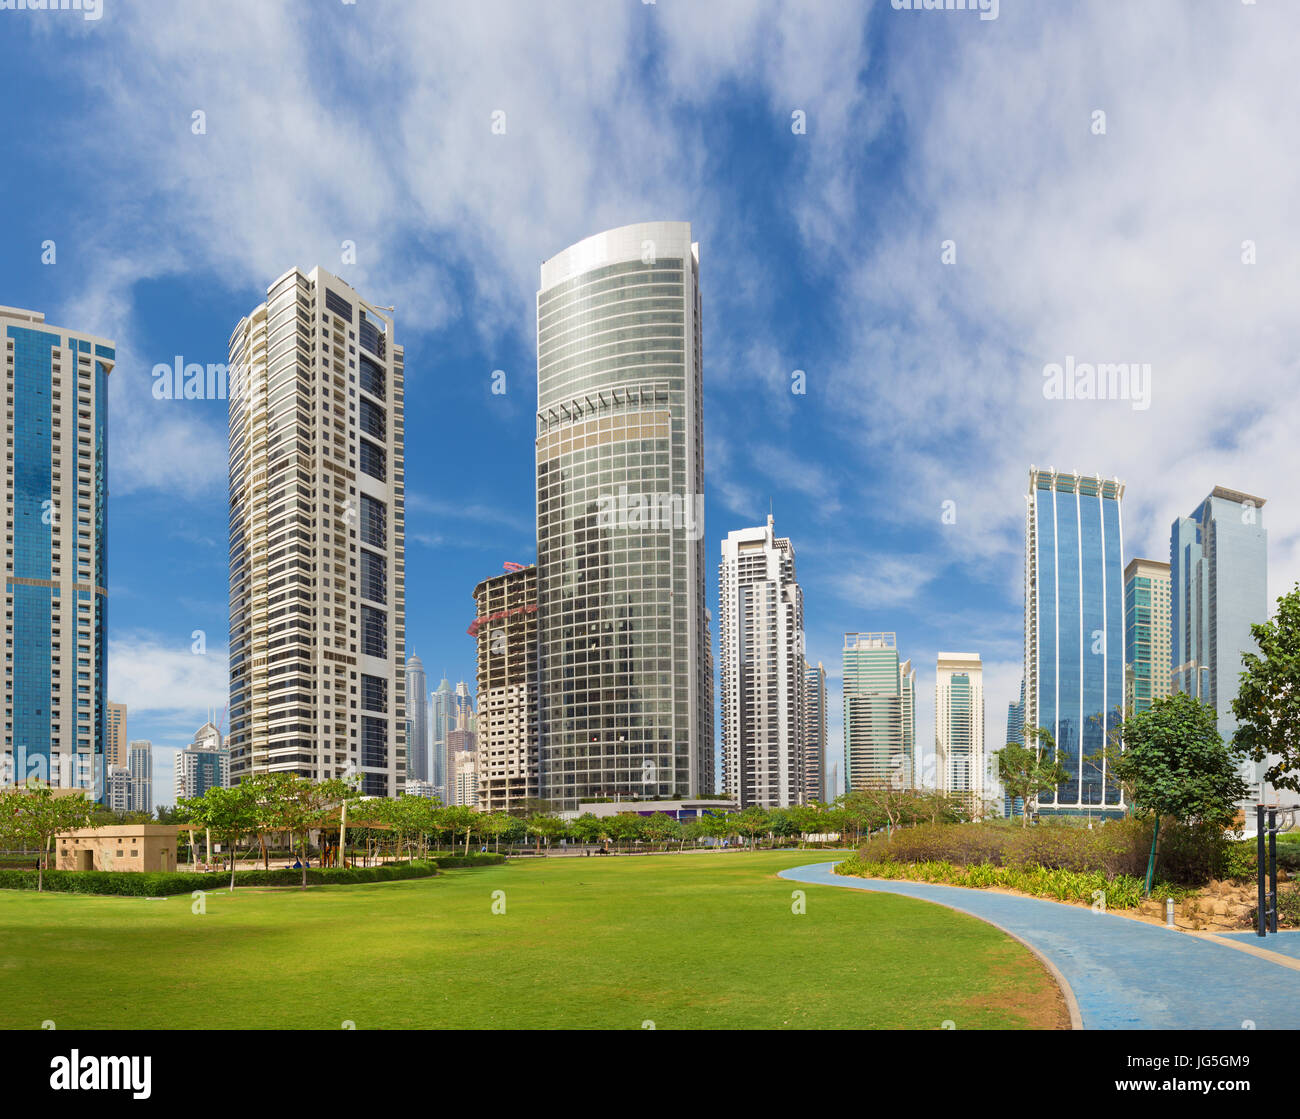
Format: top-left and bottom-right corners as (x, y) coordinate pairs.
(779, 861), (1300, 1030)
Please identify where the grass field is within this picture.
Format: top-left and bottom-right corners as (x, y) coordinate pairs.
(0, 852), (1067, 1029)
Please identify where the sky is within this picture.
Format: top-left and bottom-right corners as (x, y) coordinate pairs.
(3, 0), (1299, 809)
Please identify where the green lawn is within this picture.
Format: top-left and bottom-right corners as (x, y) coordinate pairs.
(0, 852), (1065, 1029)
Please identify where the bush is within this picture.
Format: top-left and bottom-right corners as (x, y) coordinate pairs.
(858, 817), (1232, 885)
(432, 853), (505, 868)
(835, 854), (1158, 910)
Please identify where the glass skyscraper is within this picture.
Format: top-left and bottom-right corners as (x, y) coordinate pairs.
(1124, 558), (1171, 716)
(431, 676), (452, 801)
(1023, 469), (1125, 815)
(405, 655), (428, 785)
(3, 306), (112, 800)
(843, 633), (914, 791)
(535, 222), (712, 811)
(1170, 486), (1269, 799)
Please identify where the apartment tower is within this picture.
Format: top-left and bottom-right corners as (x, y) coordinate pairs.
(935, 652), (984, 810)
(227, 268), (406, 796)
(718, 516), (806, 808)
(843, 633), (915, 791)
(472, 563), (540, 813)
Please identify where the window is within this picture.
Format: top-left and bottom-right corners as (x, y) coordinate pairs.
(361, 716), (387, 767)
(359, 439), (385, 481)
(324, 290), (353, 321)
(359, 355), (385, 399)
(359, 494), (386, 548)
(359, 397), (385, 441)
(361, 605), (387, 658)
(360, 549), (386, 604)
(360, 674), (387, 713)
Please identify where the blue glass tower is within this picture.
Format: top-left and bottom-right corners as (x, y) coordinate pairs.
(1170, 486), (1268, 799)
(3, 306), (113, 799)
(1024, 469), (1125, 816)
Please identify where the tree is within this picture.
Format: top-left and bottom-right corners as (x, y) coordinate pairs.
(1233, 583), (1300, 792)
(995, 726), (1069, 827)
(641, 812), (680, 851)
(524, 811), (566, 854)
(479, 812), (511, 854)
(265, 776), (358, 888)
(181, 785), (259, 891)
(0, 784), (94, 890)
(1109, 693), (1250, 893)
(731, 806), (770, 849)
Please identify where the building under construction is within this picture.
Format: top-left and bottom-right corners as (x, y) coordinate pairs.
(470, 564), (539, 813)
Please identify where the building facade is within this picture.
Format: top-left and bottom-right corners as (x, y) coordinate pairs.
(935, 652), (984, 809)
(843, 633), (915, 791)
(473, 564), (540, 814)
(535, 221), (712, 810)
(1170, 486), (1271, 800)
(803, 659), (828, 803)
(1124, 557), (1171, 717)
(106, 702), (127, 770)
(128, 740), (152, 814)
(227, 268), (406, 797)
(3, 306), (112, 800)
(174, 720), (231, 802)
(718, 516), (806, 808)
(1024, 469), (1125, 816)
(405, 655), (428, 785)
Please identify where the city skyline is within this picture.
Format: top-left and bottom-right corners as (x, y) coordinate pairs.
(5, 4), (1298, 808)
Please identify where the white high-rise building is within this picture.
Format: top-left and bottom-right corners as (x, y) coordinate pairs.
(719, 515), (806, 808)
(405, 655), (428, 785)
(227, 267), (407, 797)
(935, 652), (984, 810)
(803, 659), (828, 802)
(128, 740), (152, 814)
(174, 720), (231, 802)
(2, 306), (113, 800)
(535, 222), (712, 811)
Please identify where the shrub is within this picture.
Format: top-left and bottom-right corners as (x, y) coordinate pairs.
(1247, 886), (1300, 929)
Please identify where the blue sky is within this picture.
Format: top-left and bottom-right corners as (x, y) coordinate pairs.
(4, 0), (1298, 807)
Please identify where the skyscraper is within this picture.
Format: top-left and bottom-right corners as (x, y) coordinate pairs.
(405, 655), (428, 785)
(174, 720), (230, 802)
(1000, 679), (1025, 818)
(431, 677), (453, 801)
(718, 516), (806, 808)
(227, 268), (407, 796)
(106, 702), (128, 770)
(445, 690), (477, 807)
(843, 634), (914, 791)
(128, 740), (152, 814)
(935, 652), (984, 810)
(1024, 468), (1125, 816)
(2, 306), (112, 800)
(535, 222), (711, 810)
(472, 564), (539, 813)
(1170, 486), (1270, 799)
(1123, 558), (1171, 717)
(803, 659), (828, 803)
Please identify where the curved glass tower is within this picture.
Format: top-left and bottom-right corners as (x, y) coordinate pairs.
(535, 222), (712, 810)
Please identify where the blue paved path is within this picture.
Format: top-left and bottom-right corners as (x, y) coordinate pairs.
(1218, 930), (1300, 961)
(780, 861), (1300, 1030)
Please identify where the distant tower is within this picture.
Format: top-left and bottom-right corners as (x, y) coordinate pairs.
(405, 656), (428, 786)
(935, 652), (984, 812)
(718, 515), (806, 807)
(843, 634), (914, 791)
